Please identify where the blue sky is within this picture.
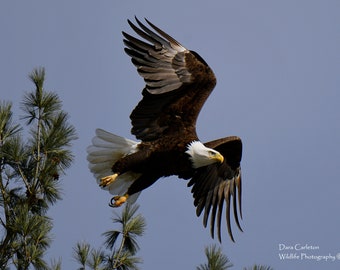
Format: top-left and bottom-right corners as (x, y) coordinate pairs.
(1, 1), (339, 269)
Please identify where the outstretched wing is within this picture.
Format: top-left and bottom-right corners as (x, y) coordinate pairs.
(188, 136), (243, 242)
(123, 17), (216, 141)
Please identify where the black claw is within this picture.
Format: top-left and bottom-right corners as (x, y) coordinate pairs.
(109, 197), (117, 207)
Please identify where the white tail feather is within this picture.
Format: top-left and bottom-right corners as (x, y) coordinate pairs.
(87, 129), (142, 203)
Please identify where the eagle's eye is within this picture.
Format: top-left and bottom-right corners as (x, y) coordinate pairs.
(208, 150), (216, 156)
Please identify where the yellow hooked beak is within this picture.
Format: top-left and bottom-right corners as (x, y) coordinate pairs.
(211, 152), (224, 164)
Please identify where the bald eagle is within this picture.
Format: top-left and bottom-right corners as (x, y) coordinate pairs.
(87, 17), (243, 242)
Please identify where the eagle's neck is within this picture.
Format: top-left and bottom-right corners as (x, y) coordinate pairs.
(185, 141), (223, 169)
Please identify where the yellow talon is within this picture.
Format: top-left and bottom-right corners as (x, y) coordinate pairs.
(100, 173), (118, 187)
(110, 194), (129, 207)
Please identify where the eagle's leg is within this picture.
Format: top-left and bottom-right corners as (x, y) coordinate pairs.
(109, 194), (129, 207)
(108, 174), (158, 208)
(99, 173), (119, 187)
(101, 150), (148, 188)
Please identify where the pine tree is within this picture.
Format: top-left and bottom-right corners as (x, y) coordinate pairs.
(0, 68), (77, 269)
(196, 244), (233, 270)
(196, 244), (274, 270)
(73, 203), (146, 270)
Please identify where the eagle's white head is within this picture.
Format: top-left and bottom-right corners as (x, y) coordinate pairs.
(185, 141), (224, 169)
